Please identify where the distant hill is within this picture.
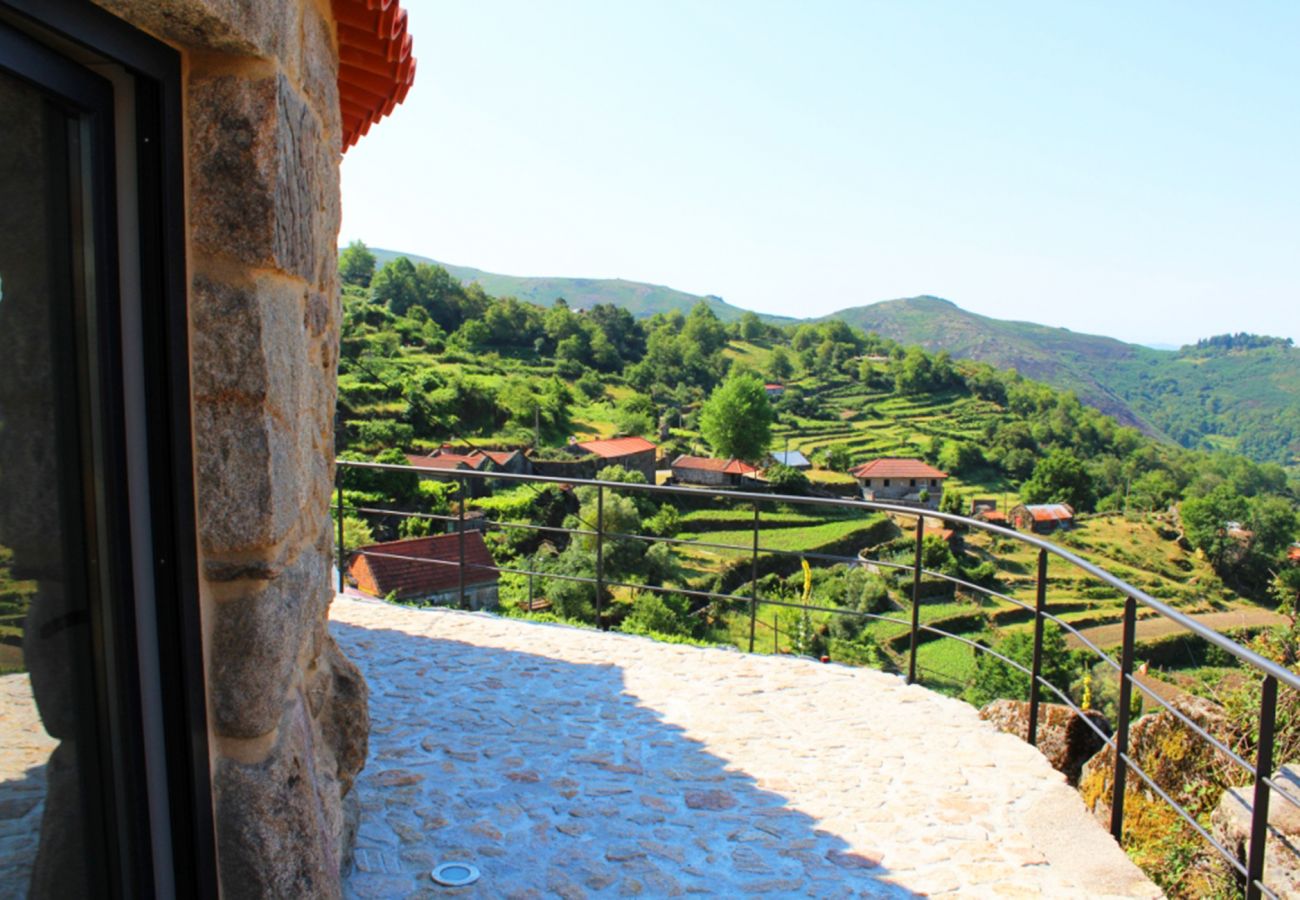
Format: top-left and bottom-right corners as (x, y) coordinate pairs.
(820, 296), (1300, 465)
(367, 248), (795, 325)
(351, 249), (1298, 465)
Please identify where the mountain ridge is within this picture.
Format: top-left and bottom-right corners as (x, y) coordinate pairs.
(367, 247), (797, 325)
(353, 247), (1298, 466)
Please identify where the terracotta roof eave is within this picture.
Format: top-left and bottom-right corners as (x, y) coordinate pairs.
(333, 0), (417, 151)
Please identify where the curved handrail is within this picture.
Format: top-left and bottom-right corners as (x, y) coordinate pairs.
(339, 458), (1300, 692)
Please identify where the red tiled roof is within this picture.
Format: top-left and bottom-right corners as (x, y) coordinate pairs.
(850, 458), (949, 480)
(1020, 504), (1074, 522)
(404, 453), (488, 471)
(575, 436), (657, 458)
(978, 510), (1009, 523)
(333, 0), (417, 151)
(765, 383), (785, 391)
(1288, 544), (1300, 562)
(671, 455), (759, 475)
(350, 532), (496, 599)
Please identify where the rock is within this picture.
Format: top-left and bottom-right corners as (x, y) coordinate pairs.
(208, 552), (330, 738)
(188, 72), (332, 283)
(214, 697), (344, 898)
(1210, 764), (1300, 895)
(1078, 695), (1229, 826)
(318, 630), (369, 797)
(979, 699), (1110, 783)
(684, 789), (737, 811)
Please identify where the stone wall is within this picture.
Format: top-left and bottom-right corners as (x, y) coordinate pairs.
(90, 1), (367, 895)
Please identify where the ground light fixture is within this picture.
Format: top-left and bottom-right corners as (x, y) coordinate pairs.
(431, 861), (481, 887)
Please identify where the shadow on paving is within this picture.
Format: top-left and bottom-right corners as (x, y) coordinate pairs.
(333, 620), (922, 899)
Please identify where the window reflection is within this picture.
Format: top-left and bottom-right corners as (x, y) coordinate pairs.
(0, 71), (98, 898)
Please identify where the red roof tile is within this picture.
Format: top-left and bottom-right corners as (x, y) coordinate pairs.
(350, 532), (496, 599)
(850, 458), (949, 480)
(575, 436), (657, 458)
(671, 455), (759, 475)
(333, 0), (417, 151)
(1021, 504), (1074, 522)
(404, 453), (490, 471)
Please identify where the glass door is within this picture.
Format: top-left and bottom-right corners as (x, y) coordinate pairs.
(0, 14), (204, 895)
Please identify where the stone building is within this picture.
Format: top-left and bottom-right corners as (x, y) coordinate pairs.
(850, 458), (949, 509)
(348, 532), (500, 610)
(567, 435), (658, 483)
(1011, 503), (1076, 533)
(0, 0), (413, 895)
(670, 455), (761, 487)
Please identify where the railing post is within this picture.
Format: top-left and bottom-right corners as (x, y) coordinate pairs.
(1246, 675), (1278, 900)
(336, 483), (345, 593)
(908, 514), (924, 685)
(1027, 548), (1048, 747)
(773, 614), (778, 654)
(748, 502), (760, 653)
(595, 483), (605, 631)
(1110, 595), (1138, 842)
(457, 477), (467, 609)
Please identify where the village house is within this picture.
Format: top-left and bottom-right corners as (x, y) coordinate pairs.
(764, 383), (786, 399)
(767, 449), (811, 470)
(850, 458), (948, 509)
(349, 531), (499, 610)
(567, 435), (658, 482)
(1010, 503), (1076, 533)
(671, 455), (762, 487)
(405, 446), (530, 496)
(1288, 542), (1300, 564)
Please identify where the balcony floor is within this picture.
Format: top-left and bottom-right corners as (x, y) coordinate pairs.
(333, 596), (1158, 899)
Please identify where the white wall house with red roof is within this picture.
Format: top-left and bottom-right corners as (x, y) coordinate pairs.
(849, 458), (949, 509)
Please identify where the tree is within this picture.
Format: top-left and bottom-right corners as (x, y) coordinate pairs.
(966, 623), (1076, 707)
(767, 346), (793, 382)
(765, 463), (809, 495)
(339, 240), (377, 287)
(738, 311), (763, 342)
(821, 445), (852, 472)
(1021, 451), (1096, 512)
(1181, 486), (1248, 572)
(682, 302), (727, 357)
(698, 372), (774, 462)
(370, 256), (421, 315)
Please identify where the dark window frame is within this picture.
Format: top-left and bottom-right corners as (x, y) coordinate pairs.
(0, 2), (214, 896)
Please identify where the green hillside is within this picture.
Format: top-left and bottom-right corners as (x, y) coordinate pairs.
(351, 247), (1298, 466)
(367, 247), (795, 325)
(822, 297), (1300, 466)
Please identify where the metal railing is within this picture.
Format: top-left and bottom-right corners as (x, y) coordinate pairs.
(336, 459), (1298, 897)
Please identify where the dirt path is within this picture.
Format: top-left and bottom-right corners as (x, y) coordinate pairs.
(1066, 608), (1287, 651)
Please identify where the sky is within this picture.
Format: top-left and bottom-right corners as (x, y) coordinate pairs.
(339, 1), (1299, 347)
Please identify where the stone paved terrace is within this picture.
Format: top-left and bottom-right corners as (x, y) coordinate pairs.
(334, 596), (1160, 899)
(0, 673), (58, 892)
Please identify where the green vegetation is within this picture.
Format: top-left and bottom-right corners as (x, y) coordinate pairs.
(337, 245), (1299, 895)
(698, 371), (774, 461)
(823, 295), (1300, 467)
(367, 246), (796, 324)
(0, 544), (36, 674)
